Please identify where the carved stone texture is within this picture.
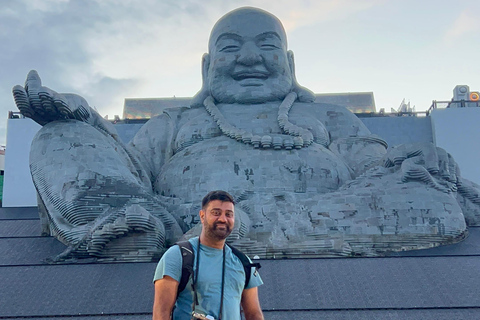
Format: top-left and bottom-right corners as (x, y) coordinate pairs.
(14, 7), (480, 262)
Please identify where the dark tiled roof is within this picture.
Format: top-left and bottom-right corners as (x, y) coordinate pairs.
(1, 207), (480, 319)
(1, 263), (155, 317)
(0, 237), (67, 265)
(12, 317), (150, 320)
(0, 219), (42, 237)
(0, 206), (39, 219)
(263, 309), (480, 320)
(258, 256), (480, 310)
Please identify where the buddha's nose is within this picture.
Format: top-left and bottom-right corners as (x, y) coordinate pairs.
(237, 43), (262, 65)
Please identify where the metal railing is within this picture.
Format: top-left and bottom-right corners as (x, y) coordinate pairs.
(427, 100), (480, 115)
(8, 111), (24, 119)
(355, 111), (429, 118)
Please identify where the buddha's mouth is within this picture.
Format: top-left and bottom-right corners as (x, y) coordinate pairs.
(232, 72), (269, 81)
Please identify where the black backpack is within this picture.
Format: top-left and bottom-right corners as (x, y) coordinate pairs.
(176, 240), (261, 296)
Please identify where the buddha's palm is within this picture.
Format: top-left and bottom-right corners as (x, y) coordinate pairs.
(13, 70), (92, 126)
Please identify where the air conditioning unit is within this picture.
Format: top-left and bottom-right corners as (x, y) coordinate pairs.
(453, 85), (470, 101)
(450, 85), (470, 108)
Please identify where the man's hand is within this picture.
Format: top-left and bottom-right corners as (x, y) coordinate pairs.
(241, 287), (264, 320)
(153, 276), (178, 320)
(12, 70), (92, 126)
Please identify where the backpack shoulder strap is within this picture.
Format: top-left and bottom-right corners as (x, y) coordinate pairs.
(175, 240), (194, 297)
(228, 245), (261, 289)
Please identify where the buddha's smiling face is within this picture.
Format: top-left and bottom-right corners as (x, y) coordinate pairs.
(206, 8), (294, 104)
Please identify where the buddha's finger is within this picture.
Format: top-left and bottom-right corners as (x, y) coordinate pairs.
(12, 85), (35, 118)
(39, 88), (56, 116)
(52, 92), (73, 119)
(24, 70), (42, 92)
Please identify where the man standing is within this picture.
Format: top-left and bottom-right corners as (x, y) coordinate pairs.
(153, 190), (264, 320)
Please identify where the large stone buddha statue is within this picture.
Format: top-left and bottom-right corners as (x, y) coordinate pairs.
(12, 7), (480, 261)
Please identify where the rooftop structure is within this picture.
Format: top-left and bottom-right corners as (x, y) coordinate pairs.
(123, 92), (376, 120)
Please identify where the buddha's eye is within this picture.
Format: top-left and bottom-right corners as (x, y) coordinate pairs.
(260, 44), (279, 50)
(257, 36), (282, 51)
(220, 45), (240, 52)
(216, 37), (242, 53)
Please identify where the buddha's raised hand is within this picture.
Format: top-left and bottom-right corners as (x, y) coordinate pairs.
(13, 70), (92, 125)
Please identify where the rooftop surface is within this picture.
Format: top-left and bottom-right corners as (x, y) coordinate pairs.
(1, 206), (479, 319)
(122, 92), (376, 119)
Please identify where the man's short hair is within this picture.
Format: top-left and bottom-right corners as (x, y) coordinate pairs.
(202, 190), (235, 209)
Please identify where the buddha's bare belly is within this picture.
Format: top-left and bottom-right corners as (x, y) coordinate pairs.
(155, 136), (351, 203)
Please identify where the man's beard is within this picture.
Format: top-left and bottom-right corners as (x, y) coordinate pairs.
(205, 221), (232, 240)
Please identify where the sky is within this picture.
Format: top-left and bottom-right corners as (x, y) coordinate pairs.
(1, 0), (479, 146)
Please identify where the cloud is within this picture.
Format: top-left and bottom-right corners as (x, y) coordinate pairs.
(81, 76), (140, 118)
(2, 0), (477, 148)
(0, 0), (387, 145)
(444, 9), (480, 43)
(0, 0), (217, 144)
(241, 0), (385, 31)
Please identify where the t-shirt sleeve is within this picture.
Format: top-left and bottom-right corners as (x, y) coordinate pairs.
(153, 245), (183, 283)
(245, 257), (263, 289)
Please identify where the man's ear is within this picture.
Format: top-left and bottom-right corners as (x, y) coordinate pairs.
(199, 209), (206, 224)
(190, 53), (211, 108)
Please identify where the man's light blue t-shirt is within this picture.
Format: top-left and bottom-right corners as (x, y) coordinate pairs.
(154, 237), (263, 320)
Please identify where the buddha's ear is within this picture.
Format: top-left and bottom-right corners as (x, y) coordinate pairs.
(288, 50), (316, 103)
(191, 53), (211, 108)
(287, 50), (296, 79)
(202, 53), (210, 82)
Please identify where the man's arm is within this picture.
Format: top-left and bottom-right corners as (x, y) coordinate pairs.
(152, 276), (179, 320)
(241, 287), (264, 320)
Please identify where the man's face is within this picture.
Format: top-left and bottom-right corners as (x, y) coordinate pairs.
(206, 10), (294, 104)
(200, 200), (235, 241)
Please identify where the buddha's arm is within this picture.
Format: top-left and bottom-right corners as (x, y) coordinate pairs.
(316, 106), (388, 178)
(128, 112), (178, 186)
(328, 135), (388, 178)
(327, 109), (462, 194)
